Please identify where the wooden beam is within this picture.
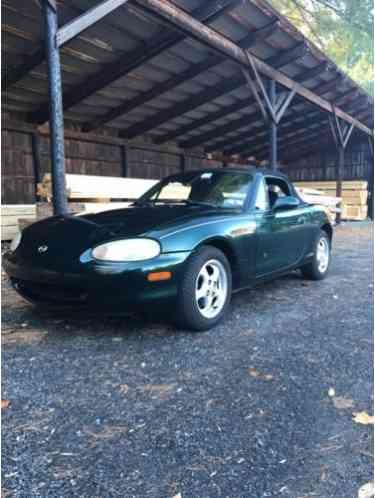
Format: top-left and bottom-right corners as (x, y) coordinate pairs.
(84, 19), (280, 132)
(29, 0), (241, 125)
(134, 0), (372, 136)
(57, 0), (131, 47)
(122, 41), (309, 140)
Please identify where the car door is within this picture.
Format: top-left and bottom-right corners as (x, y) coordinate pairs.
(255, 177), (308, 277)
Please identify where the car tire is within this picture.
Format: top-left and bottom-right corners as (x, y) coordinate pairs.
(301, 230), (331, 280)
(176, 246), (232, 331)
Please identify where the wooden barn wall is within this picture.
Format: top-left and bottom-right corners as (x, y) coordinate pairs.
(284, 142), (372, 183)
(2, 126), (214, 204)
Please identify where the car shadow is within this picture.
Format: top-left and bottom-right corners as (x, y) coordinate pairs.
(3, 270), (308, 342)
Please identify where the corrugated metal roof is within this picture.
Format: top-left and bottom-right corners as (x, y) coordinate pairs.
(2, 0), (373, 163)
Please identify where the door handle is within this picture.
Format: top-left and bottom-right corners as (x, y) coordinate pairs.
(290, 216), (305, 225)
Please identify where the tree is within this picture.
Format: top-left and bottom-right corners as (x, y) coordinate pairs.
(269, 0), (374, 95)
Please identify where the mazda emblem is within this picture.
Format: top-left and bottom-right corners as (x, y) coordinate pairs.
(38, 245), (48, 254)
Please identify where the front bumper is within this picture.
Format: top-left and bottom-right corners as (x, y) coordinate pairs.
(3, 250), (191, 312)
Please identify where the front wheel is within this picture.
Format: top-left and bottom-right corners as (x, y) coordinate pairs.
(176, 246), (232, 331)
(301, 230), (331, 280)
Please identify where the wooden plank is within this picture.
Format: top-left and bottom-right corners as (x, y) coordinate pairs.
(341, 205), (368, 221)
(2, 215), (34, 227)
(296, 189), (341, 208)
(1, 226), (19, 241)
(41, 173), (158, 200)
(1, 204), (36, 216)
(295, 181), (368, 190)
(340, 191), (368, 205)
(57, 0), (131, 47)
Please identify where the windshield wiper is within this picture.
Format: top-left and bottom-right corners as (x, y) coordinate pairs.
(133, 199), (153, 207)
(182, 200), (218, 208)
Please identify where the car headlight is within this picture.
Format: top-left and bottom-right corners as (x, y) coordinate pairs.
(92, 238), (160, 262)
(10, 231), (22, 252)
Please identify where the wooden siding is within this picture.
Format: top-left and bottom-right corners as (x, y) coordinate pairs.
(1, 126), (207, 204)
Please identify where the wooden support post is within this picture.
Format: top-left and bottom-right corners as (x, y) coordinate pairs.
(42, 0), (68, 215)
(180, 154), (186, 173)
(269, 80), (277, 170)
(121, 145), (128, 177)
(336, 146), (344, 224)
(367, 137), (374, 220)
(329, 109), (355, 224)
(321, 150), (328, 181)
(31, 133), (42, 201)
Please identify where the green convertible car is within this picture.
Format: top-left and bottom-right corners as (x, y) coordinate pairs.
(3, 168), (333, 331)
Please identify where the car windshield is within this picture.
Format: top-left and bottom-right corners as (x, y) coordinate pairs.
(138, 171), (254, 209)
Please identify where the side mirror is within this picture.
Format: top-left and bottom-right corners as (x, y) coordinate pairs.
(273, 196), (299, 212)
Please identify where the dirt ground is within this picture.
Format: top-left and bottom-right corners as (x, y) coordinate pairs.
(2, 222), (374, 498)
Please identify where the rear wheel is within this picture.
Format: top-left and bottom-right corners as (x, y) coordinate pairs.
(176, 246), (232, 331)
(301, 230), (331, 280)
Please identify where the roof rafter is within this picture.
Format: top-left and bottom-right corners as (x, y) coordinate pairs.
(83, 19), (280, 132)
(28, 0), (241, 125)
(120, 42), (309, 139)
(179, 75), (344, 149)
(155, 67), (341, 146)
(236, 103), (369, 158)
(209, 92), (366, 155)
(133, 0), (372, 136)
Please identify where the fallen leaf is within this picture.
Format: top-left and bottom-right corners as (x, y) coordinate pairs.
(332, 396), (355, 410)
(358, 482), (374, 498)
(1, 400), (10, 410)
(353, 412), (374, 425)
(119, 384), (129, 395)
(140, 384), (176, 399)
(248, 368), (274, 381)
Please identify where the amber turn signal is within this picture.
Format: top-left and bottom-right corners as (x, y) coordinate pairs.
(147, 271), (172, 282)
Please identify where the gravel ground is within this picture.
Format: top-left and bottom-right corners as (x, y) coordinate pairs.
(2, 222), (373, 498)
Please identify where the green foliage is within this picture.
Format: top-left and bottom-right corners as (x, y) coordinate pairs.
(269, 0), (374, 95)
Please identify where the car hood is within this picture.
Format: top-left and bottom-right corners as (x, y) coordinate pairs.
(16, 205), (229, 269)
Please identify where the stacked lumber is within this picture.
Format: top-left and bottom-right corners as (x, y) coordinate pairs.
(1, 205), (36, 241)
(38, 174), (157, 201)
(295, 181), (368, 221)
(295, 187), (340, 222)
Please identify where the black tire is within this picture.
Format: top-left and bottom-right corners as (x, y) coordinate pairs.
(301, 230), (331, 280)
(175, 246), (232, 331)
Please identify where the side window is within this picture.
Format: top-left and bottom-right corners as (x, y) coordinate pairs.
(265, 177), (294, 208)
(275, 179), (291, 196)
(255, 179), (270, 211)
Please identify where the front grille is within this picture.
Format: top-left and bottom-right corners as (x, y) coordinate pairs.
(12, 279), (88, 305)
